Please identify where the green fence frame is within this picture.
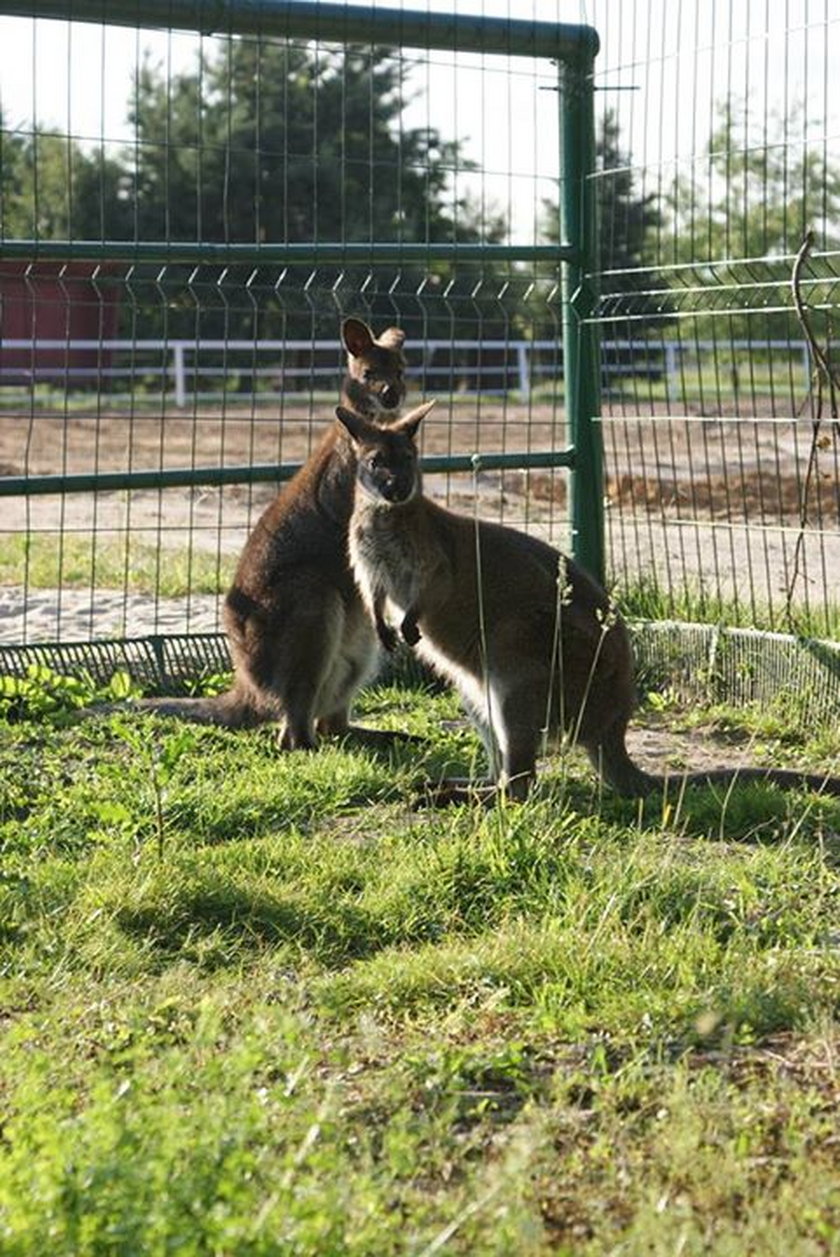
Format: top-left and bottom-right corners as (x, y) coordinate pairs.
(0, 0), (603, 586)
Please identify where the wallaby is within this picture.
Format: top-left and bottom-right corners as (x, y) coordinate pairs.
(122, 318), (410, 749)
(338, 399), (840, 802)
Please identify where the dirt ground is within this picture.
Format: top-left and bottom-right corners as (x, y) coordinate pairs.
(3, 396), (837, 526)
(3, 397), (838, 517)
(0, 396), (838, 647)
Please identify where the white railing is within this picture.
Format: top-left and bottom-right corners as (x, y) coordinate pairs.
(0, 338), (813, 404)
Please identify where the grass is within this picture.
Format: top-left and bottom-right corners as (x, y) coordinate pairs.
(0, 534), (236, 598)
(2, 679), (840, 1253)
(618, 572), (840, 641)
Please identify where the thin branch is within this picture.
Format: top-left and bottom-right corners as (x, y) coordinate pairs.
(785, 231), (839, 634)
(791, 230), (839, 424)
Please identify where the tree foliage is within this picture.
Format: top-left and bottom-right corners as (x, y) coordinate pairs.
(1, 43), (509, 341)
(669, 99), (840, 262)
(542, 109), (672, 332)
(122, 41), (488, 250)
(667, 99), (840, 339)
(0, 112), (123, 241)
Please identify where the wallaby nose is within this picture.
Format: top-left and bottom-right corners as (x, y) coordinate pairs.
(381, 472), (412, 504)
(380, 384), (400, 411)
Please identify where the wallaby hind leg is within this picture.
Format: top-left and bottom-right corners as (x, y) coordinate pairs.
(262, 601), (347, 751)
(413, 711), (498, 806)
(315, 709), (420, 747)
(495, 685), (544, 801)
(310, 606), (415, 749)
(583, 718), (657, 797)
(274, 593), (397, 751)
(417, 683), (541, 806)
(417, 776), (500, 807)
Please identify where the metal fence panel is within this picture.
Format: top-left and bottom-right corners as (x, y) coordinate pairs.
(1, 0), (838, 716)
(0, 1), (601, 674)
(583, 0), (839, 652)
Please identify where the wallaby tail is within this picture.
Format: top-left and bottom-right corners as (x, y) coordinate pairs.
(650, 766), (840, 798)
(589, 722), (840, 799)
(83, 687), (271, 730)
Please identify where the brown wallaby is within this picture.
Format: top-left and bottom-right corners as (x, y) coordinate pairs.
(338, 399), (840, 802)
(125, 318), (410, 748)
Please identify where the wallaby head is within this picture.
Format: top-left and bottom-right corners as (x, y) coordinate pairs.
(336, 399), (436, 504)
(341, 317), (407, 420)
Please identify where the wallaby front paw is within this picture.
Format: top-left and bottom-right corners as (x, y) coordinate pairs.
(401, 616), (421, 646)
(377, 623), (399, 652)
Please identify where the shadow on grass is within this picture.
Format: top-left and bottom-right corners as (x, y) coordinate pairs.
(550, 770), (840, 847)
(114, 880), (421, 970)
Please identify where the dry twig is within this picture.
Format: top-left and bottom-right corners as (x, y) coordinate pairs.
(785, 232), (839, 632)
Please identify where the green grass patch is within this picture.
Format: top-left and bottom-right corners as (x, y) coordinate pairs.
(0, 533), (234, 596)
(619, 573), (840, 641)
(2, 680), (840, 1252)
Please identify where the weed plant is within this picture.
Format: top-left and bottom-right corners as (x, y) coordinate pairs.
(2, 673), (840, 1253)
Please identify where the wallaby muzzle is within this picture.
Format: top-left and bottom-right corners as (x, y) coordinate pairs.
(379, 383), (401, 411)
(368, 463), (415, 503)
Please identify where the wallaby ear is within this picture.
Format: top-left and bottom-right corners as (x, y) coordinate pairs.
(375, 326), (406, 352)
(335, 404), (374, 445)
(341, 317), (375, 358)
(398, 397), (437, 439)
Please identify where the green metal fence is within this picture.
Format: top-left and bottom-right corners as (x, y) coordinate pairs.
(584, 0), (840, 714)
(0, 0), (838, 715)
(0, 0), (603, 689)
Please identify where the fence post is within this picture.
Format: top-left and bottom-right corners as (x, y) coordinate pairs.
(516, 342), (530, 398)
(172, 342), (187, 408)
(560, 47), (603, 585)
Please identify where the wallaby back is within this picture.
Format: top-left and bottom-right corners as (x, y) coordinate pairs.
(340, 402), (840, 802)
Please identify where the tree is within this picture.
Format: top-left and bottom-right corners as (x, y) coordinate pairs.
(667, 98), (840, 339)
(0, 107), (27, 237)
(125, 42), (477, 246)
(5, 43), (512, 347)
(0, 109), (126, 241)
(541, 109), (672, 331)
(114, 41), (508, 341)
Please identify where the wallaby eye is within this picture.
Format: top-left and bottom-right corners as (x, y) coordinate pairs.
(363, 368), (375, 382)
(369, 452), (384, 469)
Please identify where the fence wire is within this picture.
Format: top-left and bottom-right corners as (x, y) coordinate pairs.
(585, 0), (840, 647)
(0, 0), (838, 714)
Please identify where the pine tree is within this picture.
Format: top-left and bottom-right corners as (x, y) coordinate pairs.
(116, 41), (507, 340)
(542, 109), (672, 328)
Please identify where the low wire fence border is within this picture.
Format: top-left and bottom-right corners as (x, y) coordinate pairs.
(1, 622), (838, 726)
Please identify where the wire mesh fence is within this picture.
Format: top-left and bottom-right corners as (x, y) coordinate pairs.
(0, 0), (838, 711)
(585, 0), (840, 655)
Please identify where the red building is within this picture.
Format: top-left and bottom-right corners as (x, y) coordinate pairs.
(0, 261), (121, 384)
